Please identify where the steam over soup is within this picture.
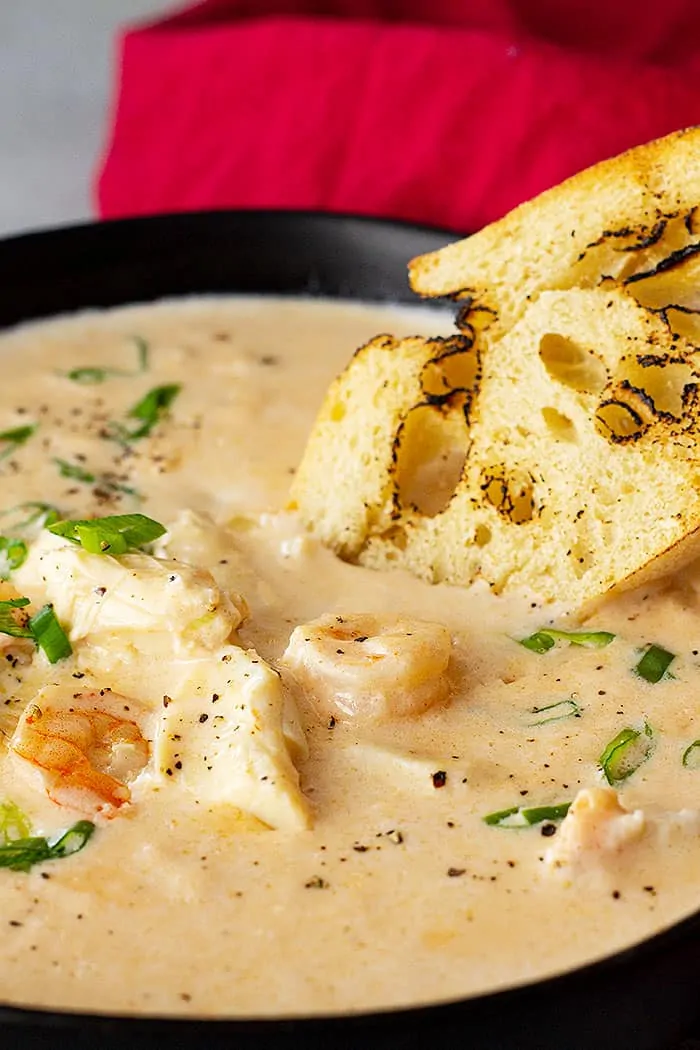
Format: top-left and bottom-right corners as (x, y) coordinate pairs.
(0, 296), (700, 1018)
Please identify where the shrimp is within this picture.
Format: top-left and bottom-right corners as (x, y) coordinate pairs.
(10, 690), (149, 818)
(282, 613), (452, 721)
(545, 787), (645, 874)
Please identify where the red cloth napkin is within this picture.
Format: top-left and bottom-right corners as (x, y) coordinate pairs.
(96, 0), (700, 234)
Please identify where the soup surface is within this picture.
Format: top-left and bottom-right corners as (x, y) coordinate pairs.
(0, 296), (700, 1018)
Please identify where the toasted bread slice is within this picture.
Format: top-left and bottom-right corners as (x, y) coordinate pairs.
(293, 286), (700, 608)
(408, 127), (700, 334)
(289, 333), (476, 557)
(293, 131), (700, 609)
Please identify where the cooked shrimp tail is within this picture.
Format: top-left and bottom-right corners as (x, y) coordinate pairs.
(10, 691), (149, 817)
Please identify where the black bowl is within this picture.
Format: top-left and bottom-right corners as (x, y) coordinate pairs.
(0, 210), (456, 326)
(0, 210), (698, 1050)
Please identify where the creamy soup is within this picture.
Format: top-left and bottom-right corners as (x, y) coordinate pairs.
(0, 296), (700, 1019)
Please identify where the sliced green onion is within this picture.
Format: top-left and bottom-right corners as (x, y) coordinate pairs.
(0, 537), (28, 579)
(520, 631), (555, 654)
(682, 740), (700, 769)
(0, 425), (36, 462)
(0, 597), (32, 639)
(0, 820), (95, 872)
(483, 806), (520, 825)
(521, 802), (572, 824)
(0, 837), (56, 873)
(48, 820), (95, 859)
(53, 458), (95, 484)
(634, 644), (676, 684)
(64, 367), (112, 385)
(0, 802), (31, 844)
(520, 628), (615, 654)
(0, 502), (61, 533)
(109, 383), (181, 445)
(529, 697), (581, 726)
(0, 598), (71, 662)
(599, 722), (654, 784)
(76, 522), (130, 556)
(127, 383), (180, 438)
(49, 513), (166, 555)
(62, 335), (150, 385)
(28, 604), (72, 663)
(483, 801), (571, 827)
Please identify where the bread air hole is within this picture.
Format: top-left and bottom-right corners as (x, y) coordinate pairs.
(421, 350), (479, 398)
(626, 249), (700, 311)
(329, 399), (346, 422)
(541, 406), (577, 442)
(376, 524), (407, 557)
(538, 334), (608, 395)
(595, 401), (647, 441)
(574, 215), (693, 286)
(474, 524), (492, 547)
(664, 307), (700, 342)
(394, 404), (467, 517)
(481, 467), (536, 525)
(570, 539), (593, 578)
(622, 361), (694, 417)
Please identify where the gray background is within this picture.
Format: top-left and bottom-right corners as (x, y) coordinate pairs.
(0, 0), (171, 237)
(3, 6), (700, 1050)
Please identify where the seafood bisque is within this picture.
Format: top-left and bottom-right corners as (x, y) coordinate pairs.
(0, 296), (700, 1017)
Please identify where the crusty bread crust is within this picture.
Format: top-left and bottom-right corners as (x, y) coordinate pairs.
(408, 127), (700, 322)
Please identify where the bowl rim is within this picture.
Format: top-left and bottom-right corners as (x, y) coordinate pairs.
(0, 206), (464, 251)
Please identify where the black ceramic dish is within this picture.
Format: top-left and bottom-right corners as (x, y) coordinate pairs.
(0, 211), (698, 1050)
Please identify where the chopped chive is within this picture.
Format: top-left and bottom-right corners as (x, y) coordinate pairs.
(483, 802), (571, 827)
(0, 537), (28, 579)
(48, 513), (165, 555)
(682, 740), (700, 769)
(28, 604), (72, 664)
(108, 383), (181, 445)
(61, 335), (150, 385)
(599, 722), (654, 784)
(520, 628), (615, 654)
(0, 425), (36, 462)
(634, 644), (676, 684)
(0, 819), (94, 872)
(529, 697), (582, 726)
